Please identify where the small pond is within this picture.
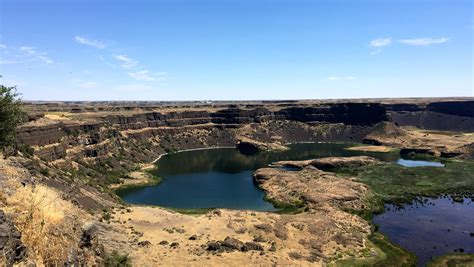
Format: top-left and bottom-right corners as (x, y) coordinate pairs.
(373, 197), (474, 266)
(116, 143), (440, 210)
(397, 158), (445, 168)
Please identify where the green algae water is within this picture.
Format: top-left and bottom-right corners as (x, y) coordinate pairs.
(116, 143), (404, 210)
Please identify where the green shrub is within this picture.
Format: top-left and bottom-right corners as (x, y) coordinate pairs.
(104, 251), (131, 267)
(0, 83), (26, 157)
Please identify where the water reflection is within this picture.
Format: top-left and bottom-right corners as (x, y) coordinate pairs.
(117, 143), (399, 210)
(117, 143), (446, 210)
(396, 158), (445, 167)
(373, 197), (474, 266)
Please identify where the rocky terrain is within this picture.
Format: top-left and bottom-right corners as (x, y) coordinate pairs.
(273, 156), (380, 171)
(1, 98), (473, 265)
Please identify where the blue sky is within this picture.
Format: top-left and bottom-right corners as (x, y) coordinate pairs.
(0, 0), (472, 101)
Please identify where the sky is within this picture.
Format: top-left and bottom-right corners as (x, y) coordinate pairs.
(0, 0), (472, 101)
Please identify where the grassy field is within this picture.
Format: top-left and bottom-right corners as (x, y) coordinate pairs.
(356, 160), (474, 207)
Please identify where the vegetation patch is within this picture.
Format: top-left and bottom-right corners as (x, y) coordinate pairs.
(103, 251), (132, 267)
(427, 253), (474, 267)
(332, 233), (416, 267)
(356, 160), (474, 206)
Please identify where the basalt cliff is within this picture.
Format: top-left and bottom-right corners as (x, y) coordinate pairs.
(1, 98), (473, 265)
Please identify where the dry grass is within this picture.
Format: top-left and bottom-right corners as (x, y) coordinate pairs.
(0, 190), (5, 207)
(6, 184), (82, 265)
(0, 188), (6, 266)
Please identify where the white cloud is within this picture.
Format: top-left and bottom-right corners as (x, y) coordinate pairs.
(369, 38), (392, 47)
(78, 81), (97, 88)
(327, 76), (355, 81)
(75, 36), (106, 49)
(20, 46), (36, 55)
(112, 54), (138, 69)
(0, 44), (6, 49)
(128, 70), (167, 82)
(398, 37), (449, 46)
(19, 46), (53, 64)
(35, 55), (53, 64)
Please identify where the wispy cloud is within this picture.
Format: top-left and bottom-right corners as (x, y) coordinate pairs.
(398, 37), (449, 46)
(116, 83), (153, 92)
(128, 70), (167, 82)
(370, 38), (392, 48)
(369, 38), (392, 55)
(78, 81), (98, 88)
(19, 46), (53, 64)
(112, 54), (138, 69)
(0, 44), (6, 49)
(19, 46), (36, 55)
(75, 35), (106, 49)
(327, 76), (355, 81)
(74, 38), (168, 83)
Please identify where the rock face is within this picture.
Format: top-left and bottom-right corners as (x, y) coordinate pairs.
(236, 137), (288, 155)
(387, 100), (474, 132)
(0, 210), (26, 265)
(11, 101), (473, 216)
(277, 103), (388, 125)
(11, 102), (391, 207)
(427, 101), (474, 118)
(18, 104), (388, 147)
(15, 103), (389, 168)
(274, 156), (380, 171)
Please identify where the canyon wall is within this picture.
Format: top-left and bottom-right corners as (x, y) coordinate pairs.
(13, 100), (473, 211)
(386, 101), (474, 132)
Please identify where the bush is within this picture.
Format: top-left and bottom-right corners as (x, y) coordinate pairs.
(39, 168), (50, 176)
(104, 251), (132, 267)
(18, 144), (34, 157)
(0, 84), (26, 157)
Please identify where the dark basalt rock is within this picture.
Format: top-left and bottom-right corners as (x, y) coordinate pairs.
(276, 103), (387, 126)
(241, 242), (264, 252)
(222, 237), (244, 251)
(427, 101), (474, 118)
(400, 148), (436, 157)
(138, 240), (151, 247)
(236, 140), (260, 155)
(206, 241), (223, 251)
(0, 210), (27, 265)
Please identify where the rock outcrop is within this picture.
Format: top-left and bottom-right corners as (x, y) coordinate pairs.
(254, 164), (372, 211)
(236, 137), (288, 155)
(0, 210), (26, 265)
(387, 100), (474, 132)
(274, 156), (380, 171)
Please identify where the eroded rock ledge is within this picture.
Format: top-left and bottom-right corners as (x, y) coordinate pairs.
(273, 155), (380, 171)
(236, 137), (288, 155)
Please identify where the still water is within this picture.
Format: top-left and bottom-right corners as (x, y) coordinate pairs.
(373, 197), (474, 266)
(116, 143), (441, 210)
(115, 143), (463, 264)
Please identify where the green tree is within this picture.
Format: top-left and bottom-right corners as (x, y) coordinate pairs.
(0, 84), (25, 157)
